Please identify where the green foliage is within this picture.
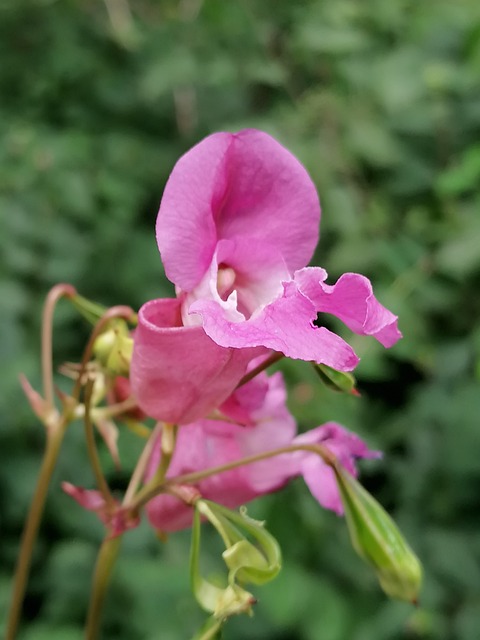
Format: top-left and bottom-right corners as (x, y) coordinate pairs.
(1, 0), (480, 638)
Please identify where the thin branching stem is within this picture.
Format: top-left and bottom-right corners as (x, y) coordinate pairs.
(5, 418), (69, 640)
(41, 284), (76, 408)
(83, 378), (115, 506)
(236, 351), (284, 388)
(85, 535), (122, 640)
(128, 442), (335, 513)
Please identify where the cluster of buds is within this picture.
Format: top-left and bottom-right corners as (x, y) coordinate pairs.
(10, 130), (421, 640)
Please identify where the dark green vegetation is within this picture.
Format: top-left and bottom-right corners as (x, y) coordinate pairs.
(1, 1), (480, 638)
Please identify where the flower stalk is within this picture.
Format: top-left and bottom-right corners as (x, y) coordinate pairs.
(5, 417), (69, 640)
(83, 377), (115, 507)
(85, 535), (122, 640)
(129, 441), (335, 513)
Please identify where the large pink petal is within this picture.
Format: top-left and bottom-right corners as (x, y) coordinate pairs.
(156, 133), (231, 291)
(215, 130), (320, 273)
(295, 268), (402, 347)
(157, 130), (320, 291)
(190, 281), (359, 371)
(131, 298), (263, 424)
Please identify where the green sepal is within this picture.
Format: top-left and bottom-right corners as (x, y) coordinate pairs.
(190, 507), (255, 619)
(202, 502), (282, 585)
(190, 500), (282, 625)
(313, 363), (359, 395)
(69, 293), (108, 325)
(190, 507), (228, 614)
(335, 465), (422, 603)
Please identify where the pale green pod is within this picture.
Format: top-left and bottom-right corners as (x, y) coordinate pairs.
(335, 465), (422, 603)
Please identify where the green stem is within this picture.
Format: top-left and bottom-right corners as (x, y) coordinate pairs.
(83, 378), (115, 506)
(154, 423), (177, 483)
(5, 421), (68, 640)
(122, 423), (162, 506)
(129, 442), (335, 513)
(85, 536), (122, 640)
(130, 423), (178, 510)
(41, 284), (76, 408)
(236, 351), (284, 389)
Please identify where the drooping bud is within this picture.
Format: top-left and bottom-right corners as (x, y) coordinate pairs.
(334, 464), (422, 603)
(313, 363), (360, 396)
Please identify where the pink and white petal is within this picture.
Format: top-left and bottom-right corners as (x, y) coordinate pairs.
(131, 298), (263, 425)
(157, 130), (321, 292)
(191, 281), (359, 371)
(295, 268), (402, 347)
(156, 133), (232, 291)
(215, 130), (321, 274)
(216, 237), (290, 315)
(181, 245), (246, 327)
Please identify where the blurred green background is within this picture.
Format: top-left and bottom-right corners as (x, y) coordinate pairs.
(1, 0), (480, 638)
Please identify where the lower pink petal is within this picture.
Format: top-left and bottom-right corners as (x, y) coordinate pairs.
(190, 281), (359, 371)
(295, 268), (402, 347)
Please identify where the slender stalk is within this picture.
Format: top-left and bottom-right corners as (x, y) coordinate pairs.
(129, 424), (178, 509)
(83, 378), (114, 506)
(153, 423), (177, 484)
(41, 284), (76, 408)
(85, 535), (122, 640)
(5, 421), (68, 640)
(95, 395), (138, 420)
(236, 351), (284, 388)
(122, 423), (162, 506)
(129, 442), (335, 512)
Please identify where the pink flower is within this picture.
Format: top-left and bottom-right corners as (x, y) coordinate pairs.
(154, 129), (401, 371)
(145, 370), (379, 532)
(130, 298), (263, 424)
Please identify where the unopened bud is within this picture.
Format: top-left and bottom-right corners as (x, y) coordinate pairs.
(334, 465), (422, 603)
(93, 320), (133, 376)
(313, 363), (360, 396)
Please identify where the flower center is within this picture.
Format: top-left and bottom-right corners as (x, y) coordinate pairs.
(217, 265), (237, 301)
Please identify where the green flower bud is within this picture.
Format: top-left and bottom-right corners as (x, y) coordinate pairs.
(313, 363), (360, 396)
(93, 320), (133, 376)
(334, 465), (422, 603)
